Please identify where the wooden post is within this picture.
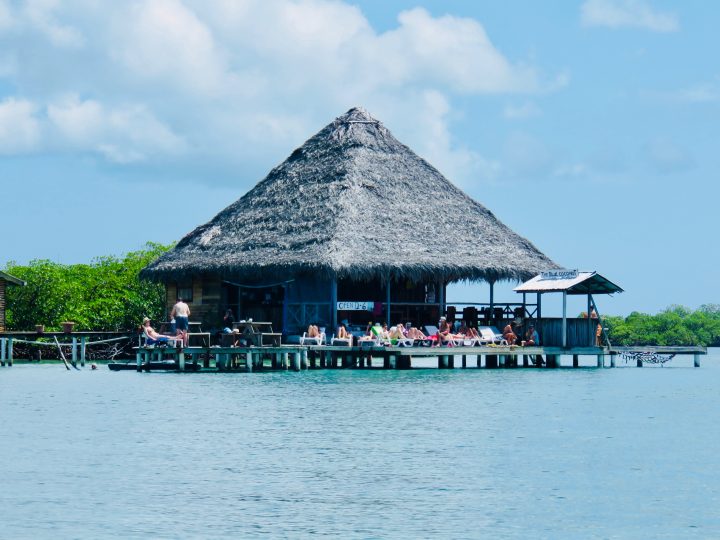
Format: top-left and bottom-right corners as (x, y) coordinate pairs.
(331, 277), (338, 335)
(610, 353), (616, 368)
(301, 349), (309, 370)
(293, 352), (301, 372)
(636, 356), (642, 368)
(0, 337), (5, 366)
(7, 337), (13, 366)
(71, 336), (77, 367)
(282, 352), (289, 370)
(246, 352), (253, 372)
(178, 350), (186, 371)
(462, 354), (467, 368)
(536, 293), (542, 319)
(488, 280), (495, 315)
(438, 355), (449, 369)
(136, 350), (142, 372)
(694, 353), (700, 368)
(386, 275), (392, 327)
(80, 336), (86, 367)
(597, 354), (604, 368)
(573, 354), (579, 368)
(562, 291), (567, 348)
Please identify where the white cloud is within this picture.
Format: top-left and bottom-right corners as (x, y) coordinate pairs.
(504, 102), (542, 120)
(644, 137), (693, 173)
(21, 0), (84, 47)
(47, 96), (185, 163)
(0, 98), (41, 154)
(581, 0), (679, 32)
(0, 0), (560, 175)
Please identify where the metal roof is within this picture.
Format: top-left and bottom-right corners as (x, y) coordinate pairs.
(0, 271), (26, 286)
(514, 270), (623, 295)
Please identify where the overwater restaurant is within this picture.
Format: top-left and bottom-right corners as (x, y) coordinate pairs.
(143, 108), (608, 343)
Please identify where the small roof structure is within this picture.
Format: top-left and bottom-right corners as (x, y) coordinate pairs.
(514, 270), (623, 295)
(142, 107), (558, 284)
(0, 271), (26, 286)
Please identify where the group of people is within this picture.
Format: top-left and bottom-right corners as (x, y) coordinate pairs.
(319, 317), (542, 347)
(141, 297), (191, 347)
(501, 321), (540, 346)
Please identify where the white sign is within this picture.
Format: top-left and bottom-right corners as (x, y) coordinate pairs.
(540, 269), (579, 281)
(337, 301), (374, 311)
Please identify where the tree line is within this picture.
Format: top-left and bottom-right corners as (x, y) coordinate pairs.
(3, 243), (171, 332)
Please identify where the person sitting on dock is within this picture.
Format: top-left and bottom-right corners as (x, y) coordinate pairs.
(503, 322), (517, 346)
(435, 316), (454, 346)
(389, 323), (406, 340)
(142, 317), (171, 346)
(524, 325), (539, 346)
(336, 323), (353, 345)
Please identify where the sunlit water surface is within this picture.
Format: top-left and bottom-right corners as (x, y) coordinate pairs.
(1, 351), (719, 539)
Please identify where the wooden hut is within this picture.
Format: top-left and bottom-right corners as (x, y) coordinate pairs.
(141, 107), (558, 333)
(0, 271), (26, 332)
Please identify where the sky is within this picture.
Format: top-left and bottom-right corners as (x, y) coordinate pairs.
(0, 0), (717, 317)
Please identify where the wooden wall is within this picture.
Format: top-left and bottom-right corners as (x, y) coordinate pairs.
(0, 280), (6, 332)
(164, 277), (223, 329)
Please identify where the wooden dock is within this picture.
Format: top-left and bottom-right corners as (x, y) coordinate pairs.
(126, 343), (707, 372)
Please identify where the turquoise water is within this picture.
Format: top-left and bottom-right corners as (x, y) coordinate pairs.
(1, 351), (719, 539)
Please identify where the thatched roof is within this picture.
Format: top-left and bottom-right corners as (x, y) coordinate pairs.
(142, 107), (558, 283)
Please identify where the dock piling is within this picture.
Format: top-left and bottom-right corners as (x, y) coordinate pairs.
(610, 353), (616, 368)
(597, 354), (604, 368)
(7, 337), (13, 366)
(0, 337), (5, 366)
(573, 354), (579, 368)
(80, 336), (86, 367)
(694, 353), (700, 368)
(178, 350), (186, 371)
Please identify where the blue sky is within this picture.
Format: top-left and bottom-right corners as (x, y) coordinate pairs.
(0, 0), (716, 316)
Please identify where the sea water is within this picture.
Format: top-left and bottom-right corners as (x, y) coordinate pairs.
(1, 351), (718, 539)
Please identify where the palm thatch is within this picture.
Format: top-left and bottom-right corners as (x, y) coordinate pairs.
(142, 107), (558, 284)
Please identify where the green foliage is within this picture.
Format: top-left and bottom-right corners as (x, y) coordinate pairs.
(4, 243), (172, 331)
(602, 306), (720, 347)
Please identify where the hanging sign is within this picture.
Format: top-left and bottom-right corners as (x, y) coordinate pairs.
(540, 269), (579, 281)
(337, 301), (374, 311)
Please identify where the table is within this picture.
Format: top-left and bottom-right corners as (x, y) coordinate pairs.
(232, 321), (282, 346)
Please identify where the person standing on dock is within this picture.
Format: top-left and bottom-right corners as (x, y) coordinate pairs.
(171, 297), (191, 346)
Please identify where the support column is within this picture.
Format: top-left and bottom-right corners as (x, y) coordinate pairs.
(7, 337), (13, 366)
(537, 293), (542, 319)
(476, 355), (482, 368)
(330, 277), (338, 335)
(587, 294), (593, 346)
(438, 355), (449, 369)
(178, 350), (186, 371)
(438, 279), (445, 318)
(386, 275), (392, 327)
(522, 354), (528, 367)
(1, 337), (5, 366)
(486, 354), (498, 368)
(293, 352), (301, 372)
(573, 354), (579, 368)
(71, 337), (77, 367)
(597, 354), (604, 368)
(246, 352), (253, 372)
(136, 349), (142, 372)
(489, 280), (495, 315)
(282, 352), (289, 370)
(562, 291), (567, 349)
(301, 349), (309, 370)
(462, 354), (467, 368)
(610, 353), (616, 368)
(636, 356), (643, 368)
(694, 353), (700, 368)
(80, 336), (86, 367)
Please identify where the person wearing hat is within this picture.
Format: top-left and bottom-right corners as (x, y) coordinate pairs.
(435, 316), (453, 347)
(525, 325), (540, 346)
(141, 317), (170, 346)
